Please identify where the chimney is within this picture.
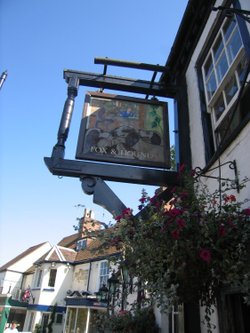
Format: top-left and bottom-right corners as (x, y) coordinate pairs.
(80, 209), (101, 237)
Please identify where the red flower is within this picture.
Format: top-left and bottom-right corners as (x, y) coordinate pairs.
(169, 208), (183, 217)
(115, 214), (122, 222)
(176, 218), (186, 228)
(171, 229), (180, 240)
(139, 197), (147, 203)
(178, 164), (186, 174)
(218, 225), (226, 237)
(224, 194), (236, 203)
(242, 208), (250, 216)
(199, 248), (211, 263)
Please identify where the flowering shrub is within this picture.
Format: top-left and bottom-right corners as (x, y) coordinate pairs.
(94, 307), (159, 333)
(96, 169), (250, 332)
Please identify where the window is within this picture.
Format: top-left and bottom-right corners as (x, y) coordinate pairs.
(76, 239), (87, 251)
(99, 261), (109, 288)
(35, 269), (43, 288)
(55, 313), (63, 324)
(27, 312), (34, 332)
(201, 14), (249, 147)
(48, 269), (57, 287)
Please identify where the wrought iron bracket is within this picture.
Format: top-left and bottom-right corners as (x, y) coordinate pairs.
(193, 160), (240, 193)
(212, 6), (250, 23)
(80, 176), (127, 216)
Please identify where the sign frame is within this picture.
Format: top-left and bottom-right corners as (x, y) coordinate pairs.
(76, 92), (170, 169)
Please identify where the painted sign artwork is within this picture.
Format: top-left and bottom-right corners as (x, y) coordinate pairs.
(76, 92), (170, 168)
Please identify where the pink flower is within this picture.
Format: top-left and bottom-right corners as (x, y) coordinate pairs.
(199, 248), (211, 263)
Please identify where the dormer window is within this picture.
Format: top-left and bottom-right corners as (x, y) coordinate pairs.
(76, 239), (87, 251)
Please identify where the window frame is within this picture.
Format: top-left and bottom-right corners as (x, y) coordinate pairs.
(202, 15), (245, 137)
(35, 269), (43, 288)
(99, 261), (109, 288)
(76, 239), (87, 251)
(197, 4), (250, 164)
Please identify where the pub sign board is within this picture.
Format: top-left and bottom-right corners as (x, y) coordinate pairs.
(76, 92), (170, 169)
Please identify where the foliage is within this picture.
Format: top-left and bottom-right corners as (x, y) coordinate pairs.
(47, 303), (57, 333)
(94, 307), (159, 333)
(33, 324), (41, 333)
(96, 167), (250, 332)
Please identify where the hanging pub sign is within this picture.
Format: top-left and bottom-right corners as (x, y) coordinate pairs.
(76, 92), (170, 169)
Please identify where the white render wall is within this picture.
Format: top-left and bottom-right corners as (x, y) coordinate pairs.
(186, 0), (250, 206)
(0, 242), (52, 295)
(31, 262), (73, 306)
(185, 1), (250, 332)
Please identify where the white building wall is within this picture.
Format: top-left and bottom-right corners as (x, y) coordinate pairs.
(71, 262), (90, 292)
(31, 262), (73, 306)
(185, 0), (250, 332)
(7, 242), (52, 273)
(0, 242), (52, 295)
(186, 0), (250, 204)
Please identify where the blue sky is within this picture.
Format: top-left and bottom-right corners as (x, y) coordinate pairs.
(0, 0), (187, 266)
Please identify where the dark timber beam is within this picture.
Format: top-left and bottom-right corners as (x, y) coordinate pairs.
(63, 69), (177, 98)
(94, 57), (169, 72)
(44, 157), (179, 187)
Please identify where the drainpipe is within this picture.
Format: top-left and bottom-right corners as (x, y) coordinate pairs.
(87, 262), (92, 292)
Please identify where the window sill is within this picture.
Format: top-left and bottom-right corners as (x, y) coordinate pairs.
(43, 288), (55, 292)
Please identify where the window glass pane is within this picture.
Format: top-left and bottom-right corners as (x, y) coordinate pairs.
(76, 309), (87, 332)
(237, 56), (247, 85)
(56, 314), (63, 324)
(100, 261), (109, 287)
(213, 34), (224, 62)
(36, 270), (43, 288)
(227, 29), (242, 63)
(204, 55), (213, 79)
(215, 51), (228, 83)
(48, 269), (57, 287)
(65, 308), (76, 333)
(206, 71), (217, 100)
(216, 109), (241, 143)
(223, 17), (237, 41)
(225, 74), (238, 104)
(214, 94), (225, 121)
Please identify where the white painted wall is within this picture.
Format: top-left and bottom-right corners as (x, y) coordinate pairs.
(185, 0), (250, 332)
(31, 262), (73, 306)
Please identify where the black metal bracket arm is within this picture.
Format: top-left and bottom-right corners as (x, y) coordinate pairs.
(212, 6), (250, 23)
(193, 160), (240, 193)
(81, 176), (127, 216)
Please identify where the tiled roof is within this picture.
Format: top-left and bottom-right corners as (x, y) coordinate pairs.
(57, 233), (80, 249)
(0, 242), (49, 272)
(74, 238), (120, 262)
